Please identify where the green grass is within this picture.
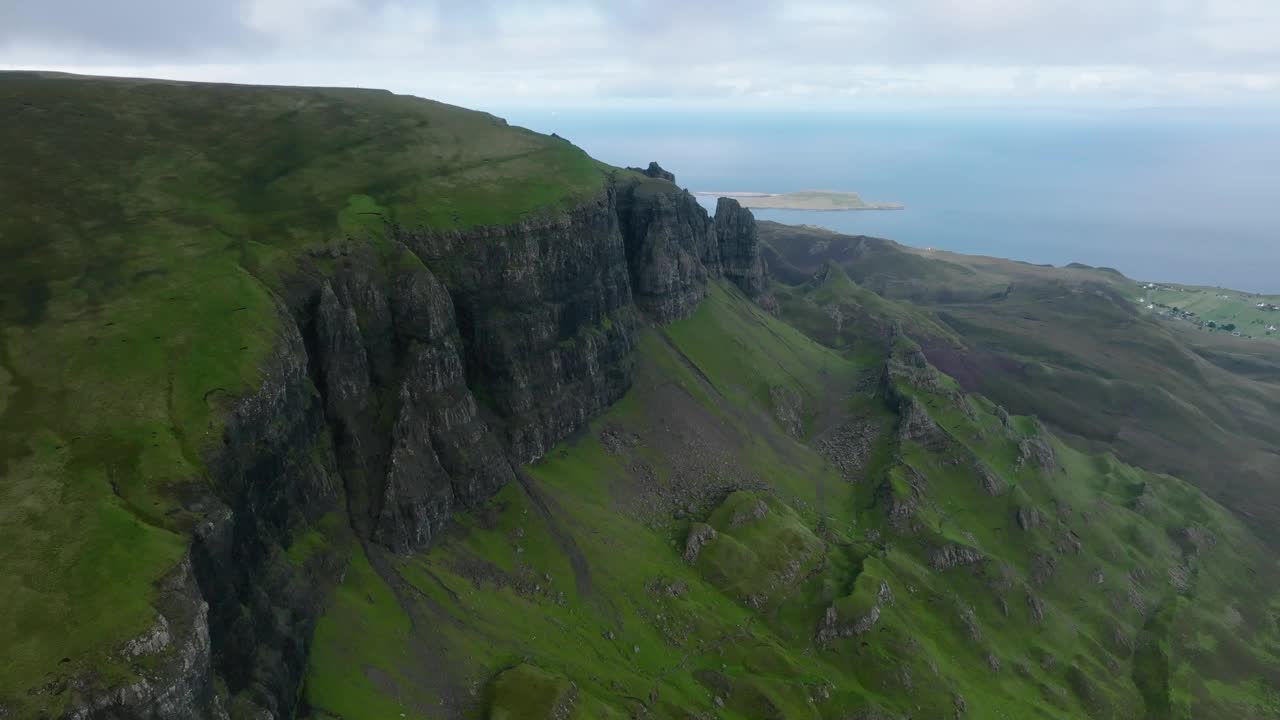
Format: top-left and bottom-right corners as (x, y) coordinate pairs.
(0, 71), (610, 712)
(487, 665), (576, 720)
(304, 543), (435, 719)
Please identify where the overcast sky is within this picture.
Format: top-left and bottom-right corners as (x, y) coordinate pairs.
(3, 0), (1279, 110)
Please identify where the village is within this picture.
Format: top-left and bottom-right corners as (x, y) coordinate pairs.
(1138, 282), (1279, 340)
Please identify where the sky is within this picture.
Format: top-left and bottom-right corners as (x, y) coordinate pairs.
(2, 0), (1279, 110)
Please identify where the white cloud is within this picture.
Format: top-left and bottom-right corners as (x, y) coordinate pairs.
(2, 0), (1279, 108)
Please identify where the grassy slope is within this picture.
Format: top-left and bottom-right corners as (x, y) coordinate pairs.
(304, 283), (1280, 719)
(760, 221), (1280, 547)
(0, 72), (607, 711)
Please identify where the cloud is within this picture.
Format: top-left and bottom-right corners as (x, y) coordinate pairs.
(0, 0), (262, 58)
(1, 0), (1278, 107)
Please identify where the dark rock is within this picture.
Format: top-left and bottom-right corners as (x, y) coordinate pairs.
(1016, 435), (1058, 472)
(958, 603), (982, 641)
(599, 425), (640, 455)
(1025, 591), (1046, 624)
(715, 198), (775, 310)
(684, 523), (718, 564)
(896, 396), (940, 445)
(1030, 553), (1058, 586)
(930, 544), (985, 572)
(401, 189), (639, 464)
(627, 161), (676, 183)
(1015, 506), (1041, 530)
(616, 182), (715, 321)
(309, 251), (515, 552)
(768, 386), (804, 439)
(877, 581), (895, 606)
(816, 604), (881, 645)
(1054, 531), (1083, 556)
(817, 419), (879, 481)
(978, 463), (1008, 496)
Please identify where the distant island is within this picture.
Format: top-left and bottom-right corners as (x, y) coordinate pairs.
(694, 190), (904, 211)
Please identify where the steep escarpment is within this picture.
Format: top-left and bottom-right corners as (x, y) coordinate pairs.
(398, 189), (639, 464)
(0, 71), (797, 719)
(37, 171), (778, 718)
(191, 308), (344, 719)
(615, 178), (717, 321)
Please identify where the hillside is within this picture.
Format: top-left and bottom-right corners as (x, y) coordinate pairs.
(0, 71), (612, 718)
(760, 221), (1280, 548)
(1, 73), (1278, 720)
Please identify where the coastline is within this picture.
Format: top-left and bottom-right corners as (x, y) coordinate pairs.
(693, 190), (904, 212)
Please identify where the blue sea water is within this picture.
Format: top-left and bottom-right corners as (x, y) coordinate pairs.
(502, 108), (1280, 293)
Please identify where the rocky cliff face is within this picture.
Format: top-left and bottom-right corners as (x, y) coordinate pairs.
(63, 175), (774, 720)
(398, 189), (639, 464)
(714, 197), (775, 310)
(616, 181), (716, 322)
(615, 179), (776, 322)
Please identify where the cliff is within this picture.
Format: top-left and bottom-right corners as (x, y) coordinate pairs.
(35, 173), (774, 717)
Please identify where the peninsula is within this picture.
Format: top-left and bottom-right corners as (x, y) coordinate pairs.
(694, 189), (904, 211)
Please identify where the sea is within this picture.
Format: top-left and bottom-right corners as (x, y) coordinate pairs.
(501, 107), (1280, 293)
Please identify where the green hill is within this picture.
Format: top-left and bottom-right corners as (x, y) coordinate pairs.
(2, 73), (1278, 720)
(0, 72), (607, 717)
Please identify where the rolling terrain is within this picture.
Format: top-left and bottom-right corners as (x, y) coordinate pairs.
(761, 222), (1280, 548)
(1, 73), (1278, 720)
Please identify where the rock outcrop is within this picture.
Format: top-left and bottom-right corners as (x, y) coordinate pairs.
(684, 523), (718, 564)
(714, 197), (775, 309)
(616, 182), (716, 322)
(930, 543), (986, 571)
(401, 190), (639, 464)
(62, 560), (223, 719)
(626, 161), (676, 182)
